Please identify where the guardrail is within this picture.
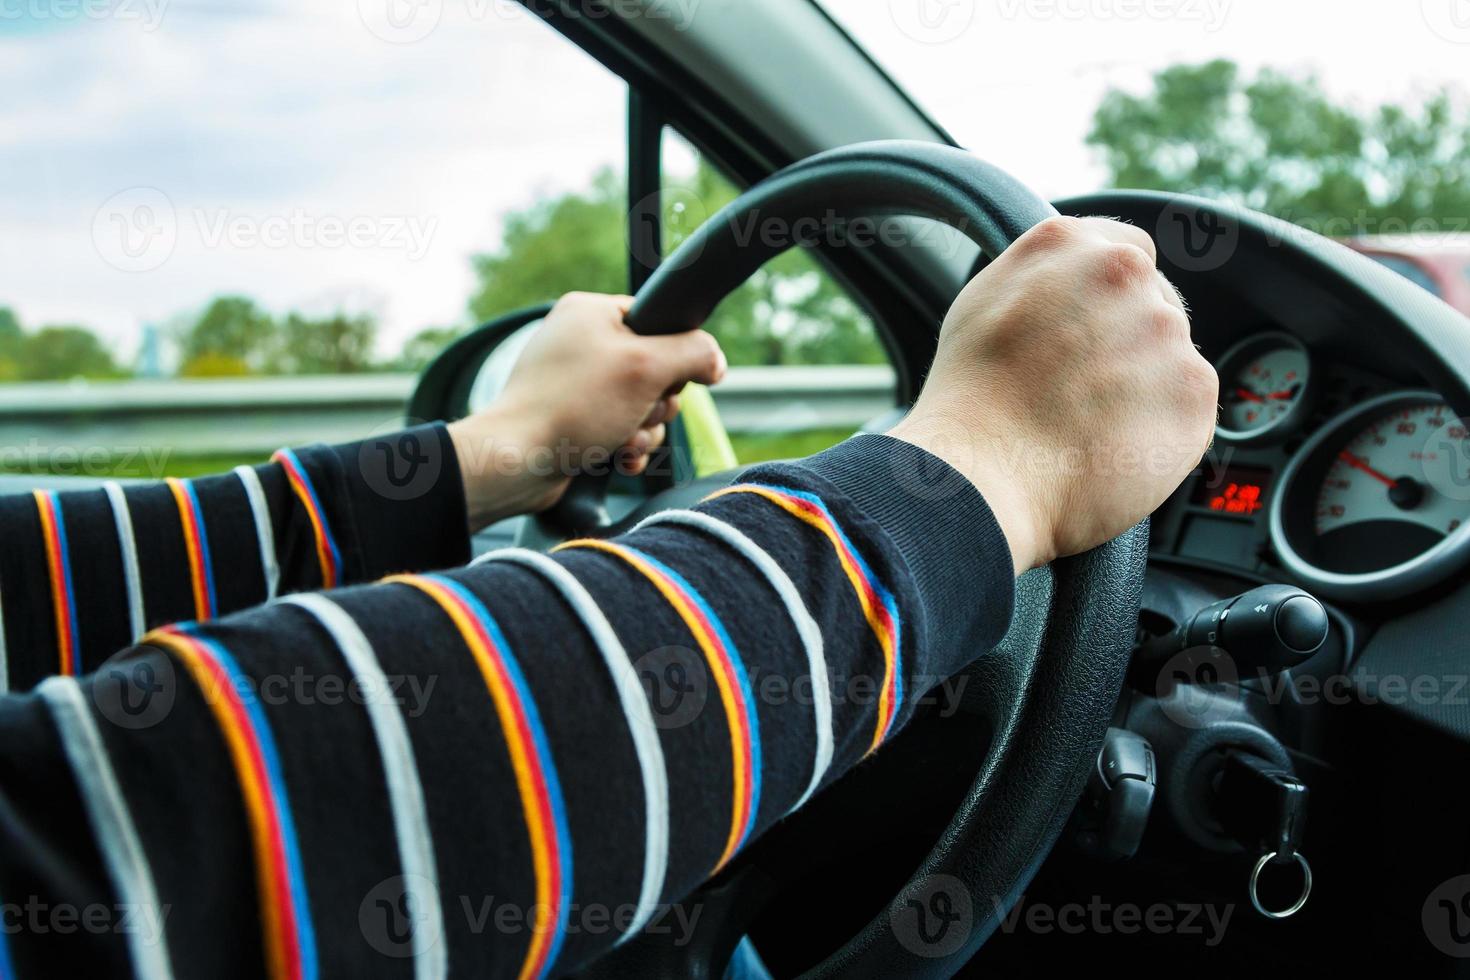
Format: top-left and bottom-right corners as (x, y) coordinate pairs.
(0, 366), (897, 459)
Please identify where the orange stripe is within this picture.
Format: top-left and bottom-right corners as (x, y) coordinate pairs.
(554, 539), (753, 870)
(33, 491), (75, 676)
(710, 485), (898, 753)
(146, 630), (296, 979)
(167, 478), (211, 620)
(273, 452), (338, 588)
(385, 575), (558, 980)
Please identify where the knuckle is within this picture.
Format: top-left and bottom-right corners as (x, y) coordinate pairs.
(1177, 352), (1220, 408)
(1151, 303), (1190, 338)
(1097, 243), (1157, 289)
(1022, 215), (1084, 251)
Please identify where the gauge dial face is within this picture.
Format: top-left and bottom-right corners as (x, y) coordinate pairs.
(1218, 336), (1311, 439)
(1312, 400), (1470, 572)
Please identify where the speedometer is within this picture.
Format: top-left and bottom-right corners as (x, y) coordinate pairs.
(1272, 391), (1470, 600)
(1216, 332), (1313, 443)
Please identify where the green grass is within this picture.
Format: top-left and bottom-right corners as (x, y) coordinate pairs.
(0, 452), (266, 480)
(1, 428), (852, 482)
(726, 427), (855, 464)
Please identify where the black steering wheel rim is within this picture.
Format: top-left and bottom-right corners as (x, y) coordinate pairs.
(570, 141), (1151, 977)
(547, 139), (1060, 533)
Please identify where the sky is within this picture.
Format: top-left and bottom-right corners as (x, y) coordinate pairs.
(2, 0), (1467, 363)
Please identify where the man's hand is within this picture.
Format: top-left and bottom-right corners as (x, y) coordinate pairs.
(889, 216), (1219, 575)
(448, 292), (727, 530)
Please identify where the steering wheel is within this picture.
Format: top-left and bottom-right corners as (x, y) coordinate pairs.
(575, 141), (1150, 977)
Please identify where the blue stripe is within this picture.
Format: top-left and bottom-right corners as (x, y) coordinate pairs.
(181, 480), (218, 616)
(276, 449), (343, 577)
(49, 492), (80, 672)
(181, 625), (319, 980)
(626, 547), (763, 849)
(0, 886), (16, 979)
(748, 483), (905, 734)
(427, 574), (574, 975)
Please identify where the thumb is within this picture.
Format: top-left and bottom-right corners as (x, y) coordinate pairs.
(637, 329), (728, 389)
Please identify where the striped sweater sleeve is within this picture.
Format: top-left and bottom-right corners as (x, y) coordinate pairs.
(0, 434), (1015, 979)
(0, 423), (470, 690)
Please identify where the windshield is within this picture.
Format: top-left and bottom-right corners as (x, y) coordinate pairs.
(818, 0), (1470, 203)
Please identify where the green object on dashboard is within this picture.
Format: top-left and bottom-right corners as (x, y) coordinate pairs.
(680, 383), (738, 477)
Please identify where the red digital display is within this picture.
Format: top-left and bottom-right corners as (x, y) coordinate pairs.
(1191, 466), (1273, 517)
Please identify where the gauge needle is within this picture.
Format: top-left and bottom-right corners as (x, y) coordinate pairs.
(1266, 389), (1297, 401)
(1338, 450), (1399, 488)
(1234, 387), (1264, 403)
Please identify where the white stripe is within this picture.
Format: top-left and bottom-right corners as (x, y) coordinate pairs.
(474, 547), (671, 940)
(234, 466), (280, 601)
(280, 594), (445, 979)
(636, 510), (835, 812)
(38, 676), (174, 979)
(103, 481), (146, 643)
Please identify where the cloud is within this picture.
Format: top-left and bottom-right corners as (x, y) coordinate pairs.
(0, 1), (626, 355)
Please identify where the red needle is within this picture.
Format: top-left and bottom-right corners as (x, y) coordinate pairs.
(1338, 450), (1398, 488)
(1265, 390), (1295, 400)
(1234, 387), (1264, 403)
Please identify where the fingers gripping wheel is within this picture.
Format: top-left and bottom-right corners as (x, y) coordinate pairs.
(547, 140), (1059, 534)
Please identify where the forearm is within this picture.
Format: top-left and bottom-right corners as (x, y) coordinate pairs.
(0, 435), (1014, 978)
(0, 423), (469, 687)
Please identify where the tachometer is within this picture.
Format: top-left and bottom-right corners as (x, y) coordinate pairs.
(1271, 391), (1470, 600)
(1216, 332), (1313, 443)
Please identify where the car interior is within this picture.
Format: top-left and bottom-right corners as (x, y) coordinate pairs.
(10, 1), (1470, 976)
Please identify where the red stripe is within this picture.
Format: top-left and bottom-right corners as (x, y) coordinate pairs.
(163, 628), (303, 979)
(36, 492), (76, 675)
(770, 492), (899, 729)
(435, 586), (564, 939)
(669, 580), (755, 823)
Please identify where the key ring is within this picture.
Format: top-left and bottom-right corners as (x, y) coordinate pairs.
(1249, 850), (1312, 919)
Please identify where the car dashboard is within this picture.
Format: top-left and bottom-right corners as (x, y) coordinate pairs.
(1154, 336), (1470, 606)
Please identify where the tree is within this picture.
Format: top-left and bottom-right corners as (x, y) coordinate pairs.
(178, 296), (277, 376)
(0, 307), (21, 381)
(19, 325), (119, 381)
(466, 162), (886, 367)
(1088, 60), (1470, 231)
(274, 312), (377, 375)
(394, 326), (463, 372)
(468, 168), (628, 323)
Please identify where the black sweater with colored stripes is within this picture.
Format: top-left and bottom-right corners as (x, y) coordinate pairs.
(0, 423), (1015, 979)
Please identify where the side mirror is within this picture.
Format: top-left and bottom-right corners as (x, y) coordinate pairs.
(405, 303), (553, 424)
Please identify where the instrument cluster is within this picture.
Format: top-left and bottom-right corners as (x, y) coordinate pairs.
(1171, 331), (1470, 602)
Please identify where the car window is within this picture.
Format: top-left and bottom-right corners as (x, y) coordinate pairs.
(660, 130), (896, 466)
(1366, 255), (1443, 297)
(0, 5), (626, 479)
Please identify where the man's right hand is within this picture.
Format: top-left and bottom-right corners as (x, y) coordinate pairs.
(889, 215), (1219, 575)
